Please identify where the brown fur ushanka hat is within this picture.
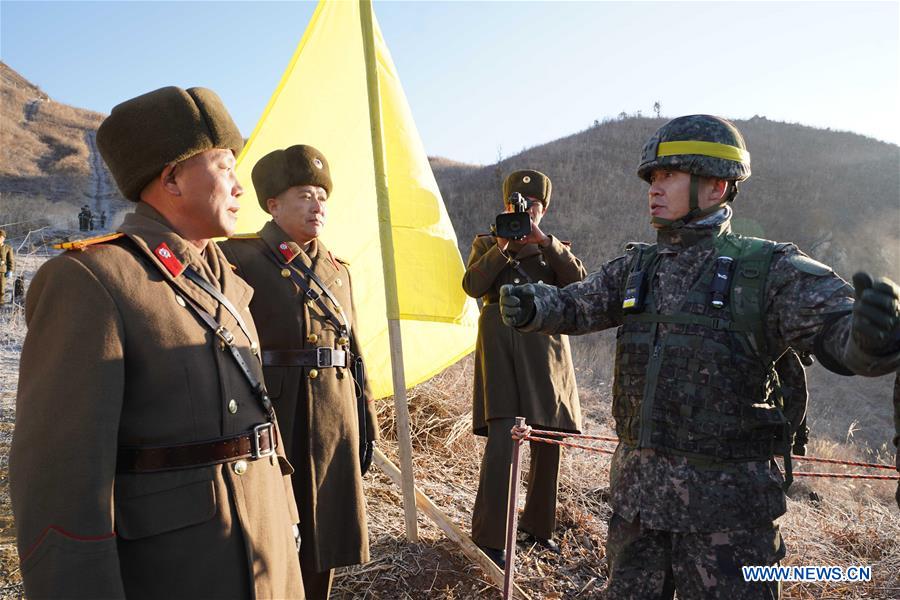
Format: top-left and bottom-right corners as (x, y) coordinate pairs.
(251, 145), (333, 213)
(97, 86), (244, 201)
(502, 169), (552, 209)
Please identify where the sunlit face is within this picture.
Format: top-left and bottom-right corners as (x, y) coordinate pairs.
(647, 169), (721, 229)
(171, 149), (243, 239)
(505, 197), (546, 226)
(268, 184), (328, 246)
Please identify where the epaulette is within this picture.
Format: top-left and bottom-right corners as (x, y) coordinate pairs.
(476, 233), (493, 238)
(54, 232), (125, 251)
(227, 232), (261, 240)
(327, 250), (344, 270)
(560, 240), (572, 247)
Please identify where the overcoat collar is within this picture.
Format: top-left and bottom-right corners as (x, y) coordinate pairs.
(259, 220), (342, 285)
(118, 203), (254, 326)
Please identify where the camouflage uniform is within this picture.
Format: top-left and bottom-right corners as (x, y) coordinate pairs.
(509, 116), (900, 599)
(519, 208), (898, 597)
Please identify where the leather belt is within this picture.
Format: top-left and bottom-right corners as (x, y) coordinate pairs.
(262, 348), (347, 368)
(117, 423), (276, 473)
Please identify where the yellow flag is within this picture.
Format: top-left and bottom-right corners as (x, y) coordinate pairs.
(235, 0), (479, 399)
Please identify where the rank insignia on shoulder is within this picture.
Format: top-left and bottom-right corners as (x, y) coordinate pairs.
(327, 250), (342, 271)
(788, 254), (832, 276)
(154, 242), (185, 277)
(227, 232), (261, 240)
(53, 232), (125, 251)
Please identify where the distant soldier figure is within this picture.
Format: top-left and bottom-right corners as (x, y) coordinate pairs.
(502, 115), (900, 598)
(220, 145), (378, 599)
(78, 205), (90, 231)
(10, 86), (305, 598)
(13, 275), (25, 305)
(100, 210), (108, 229)
(88, 210), (96, 231)
(462, 170), (587, 567)
(0, 229), (14, 304)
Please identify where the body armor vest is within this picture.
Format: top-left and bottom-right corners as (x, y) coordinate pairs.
(612, 233), (786, 463)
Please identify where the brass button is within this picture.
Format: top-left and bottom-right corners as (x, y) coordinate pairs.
(308, 369), (319, 379)
(337, 336), (349, 346)
(539, 260), (547, 267)
(307, 333), (318, 343)
(233, 460), (248, 475)
(281, 268), (291, 278)
(174, 295), (186, 307)
(513, 278), (521, 284)
(336, 278), (343, 287)
(250, 343), (259, 356)
(218, 340), (226, 351)
(228, 399), (238, 414)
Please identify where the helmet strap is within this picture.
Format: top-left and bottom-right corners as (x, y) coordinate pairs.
(651, 174), (731, 230)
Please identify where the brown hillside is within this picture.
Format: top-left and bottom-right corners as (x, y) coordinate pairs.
(0, 62), (128, 234)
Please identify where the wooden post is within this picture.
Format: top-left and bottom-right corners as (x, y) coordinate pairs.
(503, 417), (526, 599)
(373, 448), (531, 599)
(359, 0), (418, 542)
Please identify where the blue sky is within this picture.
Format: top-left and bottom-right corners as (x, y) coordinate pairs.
(2, 1), (898, 165)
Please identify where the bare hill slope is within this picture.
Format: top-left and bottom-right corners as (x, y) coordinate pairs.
(0, 62), (128, 235)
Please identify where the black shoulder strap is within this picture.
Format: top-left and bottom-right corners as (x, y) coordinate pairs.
(263, 250), (350, 337)
(182, 267), (257, 345)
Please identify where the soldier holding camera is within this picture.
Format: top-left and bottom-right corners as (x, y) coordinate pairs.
(462, 170), (587, 567)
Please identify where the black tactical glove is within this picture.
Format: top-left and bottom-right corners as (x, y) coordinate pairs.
(499, 284), (536, 327)
(851, 272), (900, 355)
(361, 441), (375, 476)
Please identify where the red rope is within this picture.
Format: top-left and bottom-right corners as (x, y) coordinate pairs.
(526, 428), (897, 471)
(522, 430), (900, 480)
(792, 472), (899, 480)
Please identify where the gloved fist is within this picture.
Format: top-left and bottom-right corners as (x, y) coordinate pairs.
(499, 283), (536, 328)
(851, 272), (900, 354)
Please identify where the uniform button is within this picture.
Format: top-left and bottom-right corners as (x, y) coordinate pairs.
(174, 295), (186, 307)
(513, 278), (521, 284)
(336, 278), (343, 287)
(228, 399), (238, 414)
(307, 333), (318, 343)
(218, 340), (227, 351)
(233, 460), (248, 475)
(539, 260), (547, 267)
(250, 343), (259, 356)
(281, 269), (291, 278)
(336, 370), (344, 379)
(538, 280), (544, 284)
(309, 369), (319, 379)
(337, 336), (349, 346)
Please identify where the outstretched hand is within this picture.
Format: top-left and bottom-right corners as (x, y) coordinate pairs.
(499, 283), (536, 328)
(851, 272), (900, 354)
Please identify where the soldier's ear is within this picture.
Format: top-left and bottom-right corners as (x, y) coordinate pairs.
(708, 178), (728, 203)
(160, 162), (181, 197)
(266, 197), (279, 215)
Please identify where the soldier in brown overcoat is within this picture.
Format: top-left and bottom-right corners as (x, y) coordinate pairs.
(10, 87), (305, 599)
(0, 229), (14, 304)
(220, 145), (378, 599)
(462, 169), (586, 566)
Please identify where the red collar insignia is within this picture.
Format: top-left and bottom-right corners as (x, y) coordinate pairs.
(154, 242), (185, 277)
(278, 241), (295, 262)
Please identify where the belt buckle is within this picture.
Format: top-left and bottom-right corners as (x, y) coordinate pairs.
(252, 423), (276, 459)
(215, 326), (235, 346)
(316, 347), (333, 368)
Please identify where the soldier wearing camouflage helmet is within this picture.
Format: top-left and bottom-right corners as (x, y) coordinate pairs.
(503, 115), (900, 598)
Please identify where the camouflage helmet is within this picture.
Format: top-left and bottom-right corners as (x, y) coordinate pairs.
(637, 115), (751, 183)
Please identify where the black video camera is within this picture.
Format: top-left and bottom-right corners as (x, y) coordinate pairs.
(491, 192), (532, 240)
